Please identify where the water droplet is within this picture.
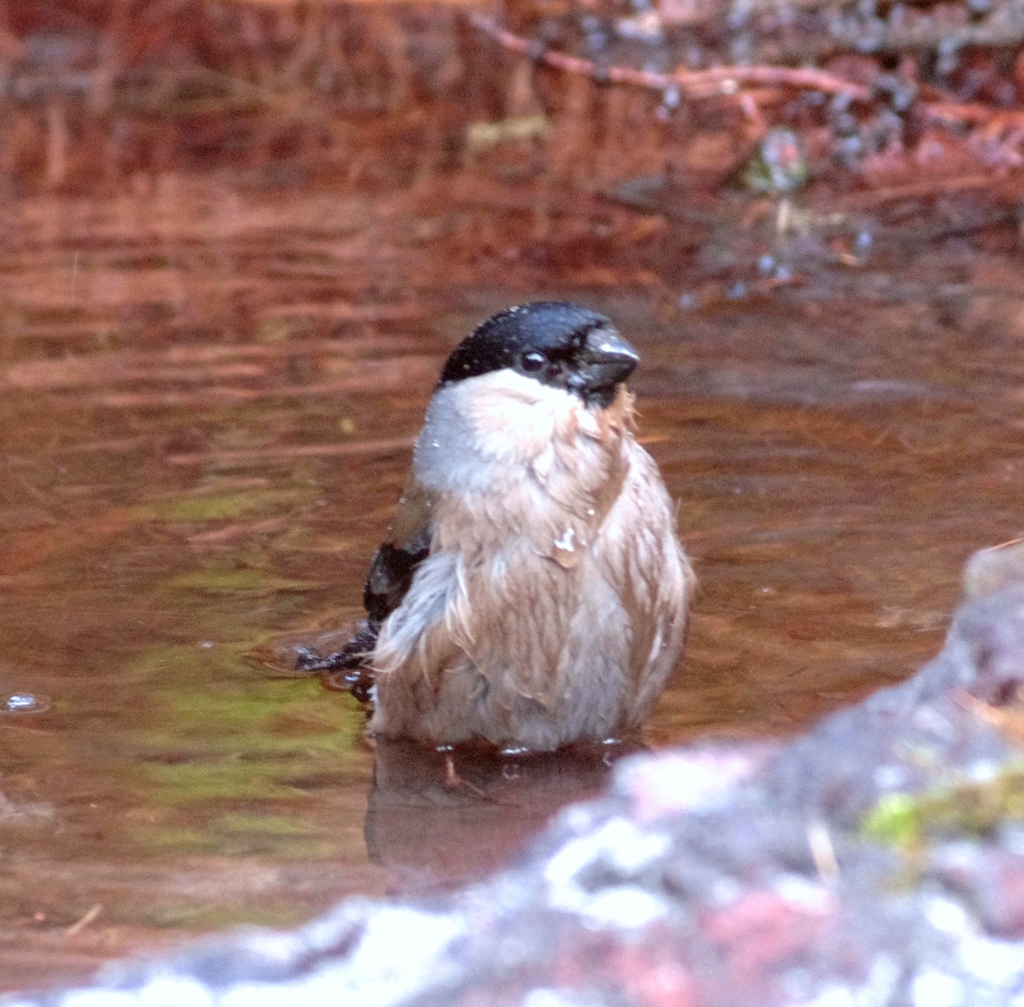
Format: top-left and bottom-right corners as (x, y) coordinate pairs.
(2, 693), (49, 714)
(553, 528), (576, 553)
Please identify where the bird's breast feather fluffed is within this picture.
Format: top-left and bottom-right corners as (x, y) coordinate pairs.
(413, 369), (619, 495)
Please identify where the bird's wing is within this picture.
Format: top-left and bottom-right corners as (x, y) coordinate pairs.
(290, 483), (434, 700)
(363, 481), (434, 628)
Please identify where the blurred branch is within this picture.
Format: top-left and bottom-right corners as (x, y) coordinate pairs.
(922, 101), (1024, 128)
(467, 12), (872, 101)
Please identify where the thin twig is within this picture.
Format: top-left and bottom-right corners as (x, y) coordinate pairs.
(66, 903), (103, 937)
(807, 821), (840, 884)
(468, 13), (872, 101)
(922, 102), (1024, 128)
(838, 173), (997, 209)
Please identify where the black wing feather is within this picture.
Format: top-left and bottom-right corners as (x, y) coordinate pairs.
(364, 541), (430, 628)
(295, 537), (429, 703)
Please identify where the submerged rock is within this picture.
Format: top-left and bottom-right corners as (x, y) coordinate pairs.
(12, 546), (1024, 1006)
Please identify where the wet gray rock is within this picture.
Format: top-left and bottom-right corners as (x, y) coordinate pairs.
(11, 545), (1024, 1007)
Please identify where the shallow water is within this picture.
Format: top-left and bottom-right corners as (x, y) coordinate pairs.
(1, 176), (1023, 989)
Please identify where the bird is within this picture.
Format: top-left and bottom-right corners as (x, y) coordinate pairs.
(297, 301), (695, 752)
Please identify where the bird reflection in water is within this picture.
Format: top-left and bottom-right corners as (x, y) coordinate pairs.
(365, 736), (643, 895)
(257, 629), (644, 895)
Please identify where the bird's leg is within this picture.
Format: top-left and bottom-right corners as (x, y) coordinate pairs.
(443, 751), (460, 788)
(439, 747), (489, 799)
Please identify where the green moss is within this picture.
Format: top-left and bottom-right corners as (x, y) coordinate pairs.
(136, 665), (363, 793)
(142, 761), (310, 802)
(130, 826), (223, 852)
(121, 639), (369, 858)
(209, 813), (339, 858)
(163, 566), (314, 596)
(861, 763), (1024, 850)
(861, 793), (925, 848)
(127, 643), (225, 679)
(144, 903), (313, 930)
(215, 812), (320, 836)
(133, 489), (303, 523)
(256, 318), (297, 343)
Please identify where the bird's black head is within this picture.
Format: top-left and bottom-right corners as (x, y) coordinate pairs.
(438, 302), (640, 409)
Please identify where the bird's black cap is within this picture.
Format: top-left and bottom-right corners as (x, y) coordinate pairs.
(438, 301), (639, 408)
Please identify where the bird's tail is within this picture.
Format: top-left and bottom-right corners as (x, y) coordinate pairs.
(294, 621), (378, 704)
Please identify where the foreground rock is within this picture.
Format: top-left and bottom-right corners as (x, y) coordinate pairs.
(11, 545), (1024, 1007)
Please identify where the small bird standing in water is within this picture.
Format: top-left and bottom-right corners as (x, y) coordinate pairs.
(300, 302), (694, 752)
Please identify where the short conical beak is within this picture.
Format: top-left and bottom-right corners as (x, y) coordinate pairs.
(580, 327), (640, 390)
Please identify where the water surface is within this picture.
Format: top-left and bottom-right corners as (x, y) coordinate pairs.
(1, 177), (1023, 989)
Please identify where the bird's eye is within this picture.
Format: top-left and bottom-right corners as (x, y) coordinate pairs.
(520, 350), (547, 373)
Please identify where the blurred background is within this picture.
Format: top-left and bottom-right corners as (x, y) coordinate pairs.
(2, 0), (1024, 993)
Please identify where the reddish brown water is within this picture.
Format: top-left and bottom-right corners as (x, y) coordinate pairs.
(1, 174), (1023, 990)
